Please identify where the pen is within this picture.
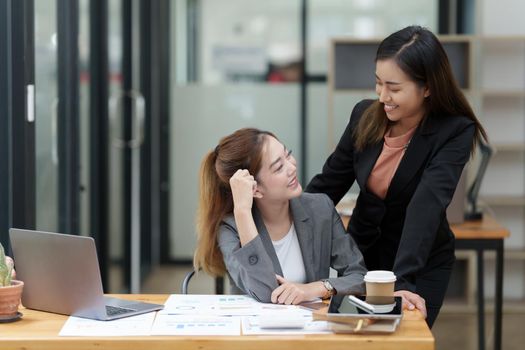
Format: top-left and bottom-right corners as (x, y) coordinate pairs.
(348, 296), (375, 314)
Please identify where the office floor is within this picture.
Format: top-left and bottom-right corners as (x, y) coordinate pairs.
(140, 265), (525, 350)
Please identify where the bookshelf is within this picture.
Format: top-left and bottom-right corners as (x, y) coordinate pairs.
(476, 36), (525, 304)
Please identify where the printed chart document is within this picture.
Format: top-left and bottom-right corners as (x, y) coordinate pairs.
(59, 312), (156, 337)
(154, 294), (328, 335)
(150, 315), (241, 336)
(160, 294), (257, 316)
(160, 294), (302, 316)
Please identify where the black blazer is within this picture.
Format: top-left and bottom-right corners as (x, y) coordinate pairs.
(306, 99), (475, 292)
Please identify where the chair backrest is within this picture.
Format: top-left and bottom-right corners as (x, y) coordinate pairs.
(180, 270), (196, 294)
(180, 269), (225, 294)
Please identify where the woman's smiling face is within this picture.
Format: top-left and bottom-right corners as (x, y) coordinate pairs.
(375, 58), (430, 127)
(255, 136), (302, 202)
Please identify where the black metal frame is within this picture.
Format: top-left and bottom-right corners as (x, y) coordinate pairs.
(0, 0), (11, 249)
(121, 0), (134, 292)
(89, 0), (109, 289)
(142, 0), (171, 275)
(455, 238), (504, 350)
(0, 0), (36, 251)
(438, 0), (451, 34)
(139, 0), (153, 284)
(439, 0), (471, 35)
(116, 0), (171, 291)
(57, 0), (80, 235)
(157, 1), (172, 269)
(12, 0), (35, 232)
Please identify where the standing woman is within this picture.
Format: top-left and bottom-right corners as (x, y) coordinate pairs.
(307, 26), (486, 327)
(193, 128), (368, 304)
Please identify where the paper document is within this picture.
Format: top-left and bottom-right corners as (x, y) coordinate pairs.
(161, 294), (305, 316)
(151, 314), (241, 336)
(59, 312), (156, 337)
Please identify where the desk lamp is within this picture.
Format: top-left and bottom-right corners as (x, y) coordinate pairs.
(465, 141), (493, 220)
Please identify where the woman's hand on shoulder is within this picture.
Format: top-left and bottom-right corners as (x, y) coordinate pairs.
(271, 275), (321, 305)
(230, 169), (259, 213)
(394, 290), (427, 319)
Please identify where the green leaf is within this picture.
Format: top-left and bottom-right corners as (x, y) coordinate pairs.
(0, 243), (10, 287)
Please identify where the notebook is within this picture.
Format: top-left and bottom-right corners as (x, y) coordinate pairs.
(9, 228), (164, 321)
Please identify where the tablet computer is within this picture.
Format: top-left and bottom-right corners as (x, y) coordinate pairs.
(326, 295), (403, 321)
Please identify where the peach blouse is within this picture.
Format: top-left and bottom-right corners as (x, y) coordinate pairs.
(367, 126), (417, 199)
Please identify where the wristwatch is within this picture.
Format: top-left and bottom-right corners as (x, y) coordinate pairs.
(322, 279), (336, 299)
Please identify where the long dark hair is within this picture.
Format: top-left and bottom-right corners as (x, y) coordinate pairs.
(194, 128), (276, 276)
(354, 25), (487, 151)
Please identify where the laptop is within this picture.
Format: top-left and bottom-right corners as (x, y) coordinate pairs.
(9, 228), (164, 321)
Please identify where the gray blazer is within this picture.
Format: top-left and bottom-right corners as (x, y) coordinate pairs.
(218, 192), (367, 302)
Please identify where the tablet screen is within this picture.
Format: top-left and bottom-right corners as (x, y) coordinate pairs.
(327, 295), (402, 317)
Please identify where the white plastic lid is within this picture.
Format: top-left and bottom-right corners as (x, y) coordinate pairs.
(364, 270), (397, 283)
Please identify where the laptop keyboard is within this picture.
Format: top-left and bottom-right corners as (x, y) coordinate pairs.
(105, 305), (136, 316)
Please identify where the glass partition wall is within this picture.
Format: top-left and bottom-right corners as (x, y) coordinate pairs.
(167, 0), (437, 262)
(34, 0), (59, 232)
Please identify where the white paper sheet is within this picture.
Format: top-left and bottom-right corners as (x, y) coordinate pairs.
(59, 312), (156, 337)
(150, 314), (241, 335)
(160, 294), (309, 317)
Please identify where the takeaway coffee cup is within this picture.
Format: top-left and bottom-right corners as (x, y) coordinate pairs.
(364, 270), (396, 297)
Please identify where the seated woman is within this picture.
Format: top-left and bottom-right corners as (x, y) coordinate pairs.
(194, 127), (366, 305)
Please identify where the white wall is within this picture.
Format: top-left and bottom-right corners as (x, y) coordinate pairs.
(481, 0), (525, 35)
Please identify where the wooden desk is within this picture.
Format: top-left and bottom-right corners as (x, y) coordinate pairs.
(452, 216), (509, 350)
(0, 294), (434, 350)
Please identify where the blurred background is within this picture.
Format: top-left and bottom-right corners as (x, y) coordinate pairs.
(1, 1), (524, 348)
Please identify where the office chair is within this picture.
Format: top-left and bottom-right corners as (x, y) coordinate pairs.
(180, 269), (225, 294)
(181, 270), (196, 294)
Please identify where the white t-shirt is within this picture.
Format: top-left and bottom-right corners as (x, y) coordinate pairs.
(271, 223), (307, 284)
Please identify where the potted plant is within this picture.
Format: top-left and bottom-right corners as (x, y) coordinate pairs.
(0, 242), (24, 319)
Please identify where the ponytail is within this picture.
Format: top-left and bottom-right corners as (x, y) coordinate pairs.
(194, 151), (232, 276)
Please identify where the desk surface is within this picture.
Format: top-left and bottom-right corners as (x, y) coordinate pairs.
(451, 215), (510, 240)
(1, 294), (434, 350)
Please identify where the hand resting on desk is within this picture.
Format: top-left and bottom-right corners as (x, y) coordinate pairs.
(271, 275), (328, 305)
